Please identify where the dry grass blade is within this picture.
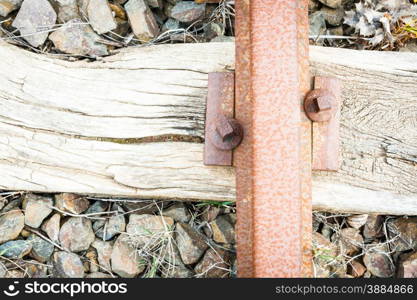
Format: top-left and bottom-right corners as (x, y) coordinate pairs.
(119, 204), (181, 278)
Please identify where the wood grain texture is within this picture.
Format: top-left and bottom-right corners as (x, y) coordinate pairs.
(0, 42), (416, 213)
(0, 41), (234, 140)
(0, 41), (235, 201)
(313, 181), (417, 215)
(310, 46), (417, 197)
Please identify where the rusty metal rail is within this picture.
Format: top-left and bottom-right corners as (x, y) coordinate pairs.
(235, 0), (312, 278)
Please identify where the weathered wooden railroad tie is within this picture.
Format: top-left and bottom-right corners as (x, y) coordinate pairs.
(1, 0), (417, 278)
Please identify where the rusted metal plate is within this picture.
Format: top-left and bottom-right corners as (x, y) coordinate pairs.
(204, 72), (236, 166)
(235, 0), (311, 278)
(311, 77), (341, 171)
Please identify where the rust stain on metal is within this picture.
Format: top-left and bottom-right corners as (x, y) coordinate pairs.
(304, 89), (335, 122)
(297, 0), (313, 278)
(311, 77), (341, 171)
(235, 0), (311, 277)
(234, 0), (254, 278)
(204, 72), (238, 166)
(209, 116), (243, 151)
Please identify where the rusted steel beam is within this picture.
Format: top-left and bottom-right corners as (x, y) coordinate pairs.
(235, 0), (312, 277)
(297, 1), (313, 278)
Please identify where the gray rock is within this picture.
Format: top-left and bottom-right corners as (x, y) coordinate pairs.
(347, 259), (367, 278)
(27, 234), (54, 263)
(0, 198), (6, 211)
(85, 201), (108, 215)
(0, 0), (21, 17)
(86, 248), (99, 273)
(342, 0), (355, 10)
(55, 193), (90, 215)
(56, 0), (80, 22)
(126, 214), (174, 247)
(122, 201), (160, 215)
(86, 272), (112, 278)
(210, 36), (235, 43)
(194, 248), (230, 278)
(92, 239), (113, 271)
(201, 206), (220, 223)
(4, 270), (25, 278)
(309, 0), (321, 12)
(169, 32), (197, 43)
(93, 219), (105, 235)
(23, 194), (53, 228)
(95, 204), (126, 241)
(162, 264), (194, 278)
(204, 22), (223, 41)
(318, 0), (342, 9)
(25, 262), (48, 278)
(2, 199), (22, 213)
(145, 0), (162, 8)
(164, 2), (174, 17)
(111, 234), (145, 278)
(77, 0), (89, 17)
(313, 216), (321, 232)
(0, 210), (25, 244)
(363, 214), (384, 240)
(321, 224), (333, 240)
(0, 262), (6, 277)
(41, 213), (61, 243)
(125, 0), (160, 42)
(309, 11), (326, 37)
(0, 240), (32, 259)
(58, 0), (78, 5)
(59, 217), (95, 252)
(111, 18), (131, 39)
(363, 244), (395, 278)
(162, 18), (180, 32)
(49, 18), (108, 57)
(12, 0), (57, 47)
(312, 232), (345, 278)
(53, 252), (85, 278)
(231, 258), (237, 278)
(176, 223), (208, 265)
(328, 26), (344, 36)
(87, 0), (117, 34)
(320, 6), (344, 26)
(210, 215), (235, 244)
(162, 203), (191, 223)
(170, 1), (205, 23)
(160, 242), (184, 268)
(336, 228), (363, 256)
(397, 251), (417, 278)
(388, 217), (417, 252)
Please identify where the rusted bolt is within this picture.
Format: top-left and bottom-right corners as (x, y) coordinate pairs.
(304, 89), (335, 122)
(209, 115), (243, 151)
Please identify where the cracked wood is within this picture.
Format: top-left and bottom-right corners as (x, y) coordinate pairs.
(310, 46), (417, 214)
(0, 42), (416, 213)
(0, 41), (235, 200)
